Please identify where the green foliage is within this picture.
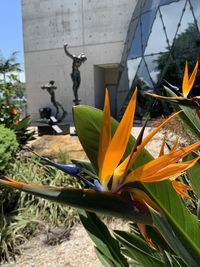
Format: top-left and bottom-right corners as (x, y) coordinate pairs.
(0, 51), (31, 147)
(0, 125), (18, 172)
(9, 156), (79, 225)
(79, 211), (129, 267)
(73, 104), (200, 266)
(156, 23), (200, 86)
(165, 86), (200, 139)
(114, 230), (164, 267)
(0, 104), (34, 147)
(0, 156), (79, 263)
(0, 51), (22, 105)
(12, 116), (34, 146)
(1, 76), (200, 266)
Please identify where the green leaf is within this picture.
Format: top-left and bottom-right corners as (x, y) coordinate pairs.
(184, 152), (200, 199)
(142, 181), (200, 265)
(71, 159), (96, 174)
(0, 179), (152, 224)
(73, 105), (152, 173)
(162, 251), (174, 267)
(79, 211), (128, 267)
(95, 247), (117, 267)
(150, 207), (200, 267)
(165, 87), (200, 139)
(73, 104), (200, 263)
(114, 230), (164, 267)
(13, 116), (31, 131)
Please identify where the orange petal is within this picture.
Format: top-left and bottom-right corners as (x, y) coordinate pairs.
(1, 176), (63, 190)
(188, 61), (198, 96)
(130, 188), (159, 250)
(127, 112), (181, 169)
(182, 61), (189, 97)
(100, 88), (137, 187)
(126, 143), (200, 183)
(170, 137), (179, 152)
(137, 224), (158, 251)
(182, 61), (198, 98)
(135, 156), (200, 183)
(172, 181), (192, 200)
(159, 134), (167, 157)
(113, 112), (180, 189)
(98, 88), (111, 174)
(130, 188), (160, 211)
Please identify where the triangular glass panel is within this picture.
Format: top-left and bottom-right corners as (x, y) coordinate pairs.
(127, 57), (142, 88)
(174, 1), (196, 39)
(144, 54), (162, 84)
(160, 0), (181, 6)
(160, 0), (186, 46)
(140, 10), (157, 53)
(128, 20), (143, 59)
(190, 0), (200, 32)
(171, 1), (200, 63)
(144, 10), (169, 55)
(136, 59), (154, 88)
(142, 0), (160, 12)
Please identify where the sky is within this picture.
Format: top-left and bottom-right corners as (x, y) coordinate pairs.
(0, 0), (25, 81)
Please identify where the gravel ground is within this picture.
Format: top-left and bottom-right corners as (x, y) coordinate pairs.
(2, 220), (129, 267)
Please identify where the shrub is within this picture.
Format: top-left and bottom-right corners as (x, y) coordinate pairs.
(0, 104), (35, 147)
(0, 124), (18, 172)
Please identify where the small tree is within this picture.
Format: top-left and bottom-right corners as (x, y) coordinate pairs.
(0, 51), (22, 105)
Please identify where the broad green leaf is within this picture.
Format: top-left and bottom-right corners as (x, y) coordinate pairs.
(79, 211), (128, 267)
(73, 105), (200, 262)
(73, 105), (152, 173)
(184, 152), (200, 199)
(114, 230), (164, 267)
(95, 247), (117, 267)
(0, 180), (152, 224)
(150, 207), (200, 267)
(165, 87), (200, 139)
(142, 181), (200, 264)
(13, 116), (31, 131)
(71, 159), (96, 174)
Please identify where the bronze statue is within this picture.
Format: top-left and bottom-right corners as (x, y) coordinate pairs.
(64, 44), (87, 104)
(41, 80), (67, 122)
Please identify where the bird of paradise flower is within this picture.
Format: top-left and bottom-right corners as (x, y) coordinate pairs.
(1, 87), (200, 249)
(96, 88), (200, 195)
(146, 61), (199, 109)
(1, 88), (200, 204)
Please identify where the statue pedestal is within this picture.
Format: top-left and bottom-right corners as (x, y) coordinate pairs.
(73, 98), (81, 105)
(38, 123), (70, 136)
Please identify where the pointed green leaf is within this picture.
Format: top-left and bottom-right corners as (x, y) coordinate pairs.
(73, 105), (152, 173)
(150, 207), (200, 267)
(79, 211), (128, 267)
(71, 159), (96, 174)
(13, 116), (31, 131)
(95, 247), (117, 267)
(73, 104), (200, 262)
(165, 87), (200, 139)
(184, 152), (200, 199)
(0, 180), (152, 224)
(114, 230), (164, 267)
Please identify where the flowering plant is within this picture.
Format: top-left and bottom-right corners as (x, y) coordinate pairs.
(1, 63), (200, 266)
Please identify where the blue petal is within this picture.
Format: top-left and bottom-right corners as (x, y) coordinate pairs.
(42, 157), (80, 175)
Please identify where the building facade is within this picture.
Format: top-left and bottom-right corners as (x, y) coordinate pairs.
(22, 0), (137, 122)
(22, 0), (200, 123)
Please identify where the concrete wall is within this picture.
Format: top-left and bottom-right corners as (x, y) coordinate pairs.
(22, 0), (137, 122)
